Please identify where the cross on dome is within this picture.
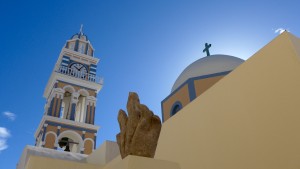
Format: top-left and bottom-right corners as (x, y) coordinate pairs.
(203, 43), (212, 56)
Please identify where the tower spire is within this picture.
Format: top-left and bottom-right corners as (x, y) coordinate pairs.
(79, 24), (83, 35)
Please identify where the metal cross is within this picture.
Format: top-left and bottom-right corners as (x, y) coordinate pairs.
(203, 43), (212, 56)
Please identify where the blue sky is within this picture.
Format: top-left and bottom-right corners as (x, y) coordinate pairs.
(0, 0), (299, 168)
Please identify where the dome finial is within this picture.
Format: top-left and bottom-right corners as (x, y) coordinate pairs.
(79, 24), (83, 35)
(203, 43), (212, 56)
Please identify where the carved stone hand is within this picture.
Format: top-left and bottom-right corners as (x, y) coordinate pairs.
(116, 92), (162, 159)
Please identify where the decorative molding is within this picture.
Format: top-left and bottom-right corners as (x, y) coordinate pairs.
(83, 138), (95, 151)
(62, 48), (98, 63)
(71, 98), (79, 104)
(54, 87), (65, 94)
(72, 92), (80, 98)
(56, 130), (84, 153)
(49, 87), (64, 98)
(34, 115), (100, 138)
(78, 89), (89, 97)
(45, 131), (57, 139)
(86, 96), (97, 106)
(44, 72), (102, 98)
(86, 96), (97, 101)
(63, 85), (76, 93)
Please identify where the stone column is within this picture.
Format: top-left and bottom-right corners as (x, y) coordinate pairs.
(46, 88), (64, 117)
(41, 124), (48, 147)
(54, 126), (61, 150)
(55, 89), (64, 117)
(47, 96), (55, 116)
(85, 96), (96, 124)
(94, 133), (97, 150)
(81, 131), (86, 154)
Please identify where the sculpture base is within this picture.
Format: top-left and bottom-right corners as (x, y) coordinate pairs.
(104, 155), (180, 169)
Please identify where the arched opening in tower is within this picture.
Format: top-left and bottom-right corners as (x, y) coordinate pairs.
(58, 137), (79, 153)
(60, 91), (72, 119)
(75, 94), (87, 122)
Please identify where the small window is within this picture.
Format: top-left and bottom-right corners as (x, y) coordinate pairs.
(170, 101), (182, 116)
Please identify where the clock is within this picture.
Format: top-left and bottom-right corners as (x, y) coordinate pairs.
(70, 63), (88, 74)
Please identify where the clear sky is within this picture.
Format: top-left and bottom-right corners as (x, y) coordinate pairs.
(0, 0), (299, 168)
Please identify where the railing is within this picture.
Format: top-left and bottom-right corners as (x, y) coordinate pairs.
(56, 66), (103, 85)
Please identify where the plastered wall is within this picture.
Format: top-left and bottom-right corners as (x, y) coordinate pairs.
(155, 32), (300, 169)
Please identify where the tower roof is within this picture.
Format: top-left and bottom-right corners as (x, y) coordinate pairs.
(69, 25), (89, 41)
(70, 32), (89, 41)
(65, 25), (95, 57)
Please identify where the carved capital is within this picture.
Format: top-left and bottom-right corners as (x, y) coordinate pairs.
(72, 92), (80, 98)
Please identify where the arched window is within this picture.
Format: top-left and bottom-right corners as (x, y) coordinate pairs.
(56, 130), (83, 153)
(75, 95), (87, 122)
(61, 92), (72, 119)
(170, 101), (182, 116)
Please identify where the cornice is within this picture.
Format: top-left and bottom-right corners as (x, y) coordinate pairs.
(34, 115), (100, 138)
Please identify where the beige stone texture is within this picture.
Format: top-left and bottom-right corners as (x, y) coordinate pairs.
(85, 132), (95, 139)
(104, 155), (180, 169)
(87, 141), (120, 165)
(25, 156), (99, 169)
(162, 84), (190, 121)
(155, 32), (300, 169)
(46, 125), (57, 133)
(84, 140), (93, 154)
(24, 154), (180, 169)
(44, 134), (55, 149)
(57, 81), (96, 97)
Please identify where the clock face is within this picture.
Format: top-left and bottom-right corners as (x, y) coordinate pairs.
(70, 63), (88, 74)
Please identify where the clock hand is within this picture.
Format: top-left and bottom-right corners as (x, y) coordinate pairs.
(75, 65), (81, 71)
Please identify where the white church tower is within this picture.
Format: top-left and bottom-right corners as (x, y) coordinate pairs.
(34, 26), (102, 155)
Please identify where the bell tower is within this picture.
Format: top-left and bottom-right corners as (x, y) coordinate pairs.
(34, 27), (103, 155)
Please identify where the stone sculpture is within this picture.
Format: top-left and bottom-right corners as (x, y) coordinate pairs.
(116, 92), (162, 159)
